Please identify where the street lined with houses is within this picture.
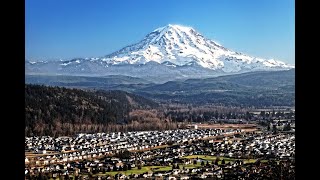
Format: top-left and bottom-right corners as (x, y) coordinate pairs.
(25, 124), (295, 179)
(25, 128), (242, 166)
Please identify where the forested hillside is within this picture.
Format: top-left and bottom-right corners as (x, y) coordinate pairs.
(26, 70), (294, 107)
(25, 84), (158, 136)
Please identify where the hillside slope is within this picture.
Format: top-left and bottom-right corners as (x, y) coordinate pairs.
(25, 84), (158, 136)
(25, 70), (294, 107)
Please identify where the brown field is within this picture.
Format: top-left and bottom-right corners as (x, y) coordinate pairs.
(25, 150), (79, 159)
(194, 123), (257, 129)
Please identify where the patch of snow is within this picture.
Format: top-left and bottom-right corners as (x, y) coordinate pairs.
(60, 62), (72, 66)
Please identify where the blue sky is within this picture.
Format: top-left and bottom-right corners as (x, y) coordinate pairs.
(25, 0), (295, 64)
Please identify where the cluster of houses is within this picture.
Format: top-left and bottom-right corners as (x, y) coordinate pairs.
(25, 128), (241, 166)
(269, 119), (295, 132)
(25, 127), (295, 179)
(113, 132), (295, 168)
(198, 132), (295, 160)
(104, 158), (294, 180)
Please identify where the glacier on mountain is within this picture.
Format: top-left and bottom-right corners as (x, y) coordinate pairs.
(25, 24), (294, 82)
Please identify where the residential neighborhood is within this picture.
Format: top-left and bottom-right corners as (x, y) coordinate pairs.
(25, 1), (295, 179)
(25, 126), (295, 179)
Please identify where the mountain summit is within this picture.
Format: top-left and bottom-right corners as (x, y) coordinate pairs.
(26, 24), (294, 82)
(103, 24), (293, 71)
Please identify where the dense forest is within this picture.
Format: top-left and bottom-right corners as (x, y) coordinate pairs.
(25, 84), (159, 136)
(25, 84), (294, 136)
(163, 106), (295, 123)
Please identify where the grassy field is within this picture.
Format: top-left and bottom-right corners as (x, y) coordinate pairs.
(46, 158), (271, 179)
(183, 162), (203, 169)
(95, 155), (264, 177)
(183, 155), (259, 164)
(94, 157), (259, 177)
(103, 167), (150, 176)
(97, 165), (173, 177)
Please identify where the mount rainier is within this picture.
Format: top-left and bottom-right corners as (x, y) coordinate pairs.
(26, 24), (294, 82)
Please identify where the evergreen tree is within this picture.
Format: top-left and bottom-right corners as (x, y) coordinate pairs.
(118, 166), (123, 171)
(283, 123), (291, 131)
(123, 164), (128, 171)
(272, 124), (278, 134)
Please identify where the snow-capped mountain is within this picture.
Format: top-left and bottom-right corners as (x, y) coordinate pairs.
(26, 24), (294, 82)
(103, 24), (293, 71)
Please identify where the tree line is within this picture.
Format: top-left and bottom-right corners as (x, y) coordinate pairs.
(25, 84), (294, 137)
(25, 84), (159, 136)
